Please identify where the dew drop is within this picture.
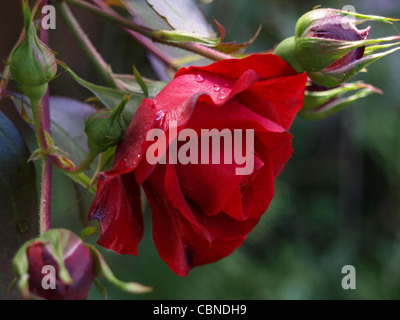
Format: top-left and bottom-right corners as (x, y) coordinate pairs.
(223, 82), (230, 87)
(155, 110), (165, 121)
(214, 85), (220, 92)
(195, 74), (204, 83)
(133, 154), (142, 166)
(218, 92), (226, 100)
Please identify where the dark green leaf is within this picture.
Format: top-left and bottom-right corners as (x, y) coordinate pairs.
(59, 62), (144, 126)
(0, 111), (38, 299)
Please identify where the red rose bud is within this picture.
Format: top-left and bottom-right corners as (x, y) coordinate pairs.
(12, 229), (95, 300)
(9, 0), (57, 104)
(88, 54), (307, 276)
(299, 80), (382, 120)
(274, 8), (400, 87)
(85, 95), (131, 154)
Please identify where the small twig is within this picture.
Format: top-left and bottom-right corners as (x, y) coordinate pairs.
(55, 1), (119, 88)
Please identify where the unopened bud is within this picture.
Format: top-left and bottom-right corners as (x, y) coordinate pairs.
(9, 1), (57, 103)
(13, 229), (95, 300)
(85, 95), (131, 154)
(274, 8), (400, 87)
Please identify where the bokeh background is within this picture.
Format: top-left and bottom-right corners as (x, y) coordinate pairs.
(2, 0), (400, 299)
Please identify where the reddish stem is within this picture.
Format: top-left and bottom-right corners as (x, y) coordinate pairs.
(38, 0), (53, 234)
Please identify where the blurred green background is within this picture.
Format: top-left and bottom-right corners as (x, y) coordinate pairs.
(2, 0), (400, 300)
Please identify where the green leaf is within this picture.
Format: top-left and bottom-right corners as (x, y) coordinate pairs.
(0, 111), (38, 299)
(58, 62), (144, 126)
(145, 0), (215, 37)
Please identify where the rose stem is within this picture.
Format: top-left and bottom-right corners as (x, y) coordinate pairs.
(54, 1), (119, 89)
(38, 0), (52, 234)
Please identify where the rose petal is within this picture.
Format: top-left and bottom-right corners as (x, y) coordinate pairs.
(143, 165), (245, 276)
(89, 171), (144, 255)
(237, 73), (307, 130)
(175, 54), (300, 81)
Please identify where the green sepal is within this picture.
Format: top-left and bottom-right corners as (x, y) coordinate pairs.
(308, 45), (400, 87)
(133, 66), (148, 99)
(300, 81), (381, 120)
(86, 243), (152, 295)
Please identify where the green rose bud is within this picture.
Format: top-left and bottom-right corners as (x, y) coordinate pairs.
(274, 8), (400, 87)
(85, 95), (131, 154)
(9, 1), (57, 104)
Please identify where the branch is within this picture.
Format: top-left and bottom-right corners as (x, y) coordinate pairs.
(55, 1), (119, 88)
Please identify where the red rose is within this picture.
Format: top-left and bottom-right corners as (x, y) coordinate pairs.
(89, 54), (307, 276)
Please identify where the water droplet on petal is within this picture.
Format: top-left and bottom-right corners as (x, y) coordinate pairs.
(132, 154), (142, 166)
(218, 92), (226, 100)
(223, 82), (230, 87)
(155, 110), (165, 121)
(195, 74), (204, 83)
(214, 85), (220, 92)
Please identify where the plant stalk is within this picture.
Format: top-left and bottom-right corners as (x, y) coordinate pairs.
(55, 1), (119, 88)
(38, 0), (53, 234)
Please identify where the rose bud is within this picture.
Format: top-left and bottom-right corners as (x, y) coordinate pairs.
(12, 228), (151, 300)
(85, 95), (130, 154)
(88, 54), (307, 276)
(9, 0), (57, 104)
(12, 229), (95, 300)
(274, 8), (400, 87)
(299, 80), (382, 120)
